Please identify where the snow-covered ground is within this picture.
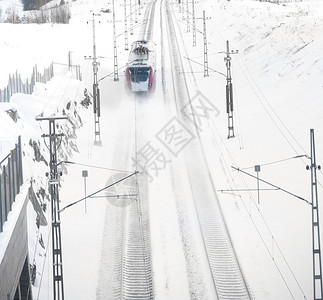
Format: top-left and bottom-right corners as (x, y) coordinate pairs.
(0, 0), (323, 299)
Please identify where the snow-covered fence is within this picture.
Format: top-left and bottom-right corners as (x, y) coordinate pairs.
(0, 136), (23, 233)
(68, 51), (82, 81)
(0, 63), (54, 102)
(0, 58), (82, 102)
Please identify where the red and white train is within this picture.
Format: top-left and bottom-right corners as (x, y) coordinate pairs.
(125, 40), (156, 93)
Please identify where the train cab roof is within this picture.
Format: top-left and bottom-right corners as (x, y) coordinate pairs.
(128, 40), (156, 69)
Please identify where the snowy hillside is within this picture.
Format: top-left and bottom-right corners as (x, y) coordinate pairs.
(0, 0), (323, 299)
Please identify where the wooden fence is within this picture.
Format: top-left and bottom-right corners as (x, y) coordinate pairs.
(0, 64), (53, 102)
(0, 58), (82, 102)
(0, 136), (23, 233)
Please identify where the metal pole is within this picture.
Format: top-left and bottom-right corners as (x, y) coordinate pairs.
(90, 13), (102, 146)
(225, 40), (234, 138)
(138, 0), (142, 16)
(82, 170), (88, 214)
(186, 0), (190, 32)
(255, 165), (260, 204)
(203, 11), (209, 77)
(192, 0), (196, 47)
(113, 0), (119, 81)
(181, 0), (184, 20)
(309, 129), (323, 300)
(130, 0), (133, 35)
(135, 0), (138, 23)
(36, 116), (68, 300)
(124, 0), (129, 50)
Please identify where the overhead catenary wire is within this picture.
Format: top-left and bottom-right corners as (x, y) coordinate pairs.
(90, 194), (137, 198)
(183, 56), (227, 77)
(234, 48), (323, 195)
(36, 224), (52, 300)
(241, 154), (310, 170)
(40, 65), (71, 115)
(207, 118), (308, 298)
(219, 188), (279, 192)
(205, 12), (311, 299)
(232, 166), (310, 205)
(173, 6), (308, 295)
(214, 18), (316, 175)
(59, 170), (139, 212)
(231, 161), (309, 298)
(234, 53), (311, 164)
(36, 180), (52, 300)
(58, 160), (133, 173)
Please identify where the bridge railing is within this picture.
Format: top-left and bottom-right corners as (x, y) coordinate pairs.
(0, 136), (23, 233)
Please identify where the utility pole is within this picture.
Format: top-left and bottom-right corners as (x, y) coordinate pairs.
(86, 13), (102, 145)
(254, 165), (261, 204)
(124, 0), (129, 50)
(112, 0), (119, 81)
(203, 11), (208, 77)
(186, 0), (190, 32)
(36, 116), (68, 300)
(308, 129), (323, 300)
(192, 0), (196, 47)
(138, 0), (142, 16)
(224, 40), (238, 139)
(82, 170), (88, 213)
(130, 0), (133, 35)
(181, 0), (185, 21)
(135, 0), (138, 23)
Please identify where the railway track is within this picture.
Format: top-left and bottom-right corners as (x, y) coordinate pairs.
(114, 1), (157, 299)
(161, 0), (253, 298)
(99, 0), (252, 298)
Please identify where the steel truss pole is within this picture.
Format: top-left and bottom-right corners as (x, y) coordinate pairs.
(309, 129), (323, 300)
(181, 0), (184, 20)
(36, 116), (68, 300)
(203, 10), (208, 77)
(225, 40), (234, 138)
(192, 0), (196, 46)
(112, 0), (119, 81)
(130, 0), (133, 35)
(186, 0), (190, 32)
(135, 0), (138, 23)
(90, 13), (102, 145)
(124, 0), (129, 50)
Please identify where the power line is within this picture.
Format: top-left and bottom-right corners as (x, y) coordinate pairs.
(231, 166), (310, 205)
(209, 119), (308, 298)
(241, 154), (310, 170)
(226, 163), (309, 298)
(235, 56), (307, 156)
(219, 188), (278, 193)
(36, 115), (68, 300)
(58, 160), (133, 173)
(59, 171), (138, 212)
(183, 56), (226, 77)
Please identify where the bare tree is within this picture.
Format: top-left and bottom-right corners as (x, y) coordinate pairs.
(6, 4), (20, 23)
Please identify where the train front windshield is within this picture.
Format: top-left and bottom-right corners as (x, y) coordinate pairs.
(129, 67), (150, 83)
